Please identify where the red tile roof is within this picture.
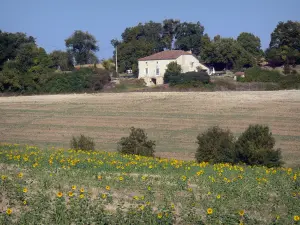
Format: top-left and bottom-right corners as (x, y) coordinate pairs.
(138, 50), (192, 61)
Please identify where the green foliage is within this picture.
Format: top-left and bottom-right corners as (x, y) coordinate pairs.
(266, 21), (300, 67)
(195, 126), (235, 164)
(195, 125), (283, 167)
(112, 20), (205, 73)
(174, 22), (204, 56)
(164, 62), (182, 83)
(41, 68), (111, 94)
(65, 30), (99, 65)
(279, 74), (300, 89)
(237, 32), (263, 57)
(169, 71), (210, 87)
(49, 50), (74, 71)
(70, 134), (95, 151)
(244, 67), (282, 82)
(118, 127), (155, 157)
(235, 125), (283, 167)
(0, 30), (35, 70)
(102, 58), (115, 72)
(201, 37), (255, 70)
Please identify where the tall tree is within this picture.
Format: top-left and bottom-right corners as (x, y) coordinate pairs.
(174, 22), (204, 56)
(65, 30), (99, 65)
(237, 32), (263, 57)
(162, 19), (180, 50)
(266, 21), (300, 67)
(0, 30), (35, 70)
(49, 50), (74, 71)
(202, 37), (255, 70)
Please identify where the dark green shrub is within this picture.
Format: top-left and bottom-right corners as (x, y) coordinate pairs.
(235, 125), (283, 167)
(70, 134), (95, 151)
(195, 126), (235, 163)
(244, 67), (282, 82)
(279, 74), (300, 89)
(117, 127), (155, 157)
(164, 62), (182, 83)
(169, 71), (210, 87)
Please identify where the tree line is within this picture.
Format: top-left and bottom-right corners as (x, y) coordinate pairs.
(111, 20), (300, 73)
(0, 19), (300, 93)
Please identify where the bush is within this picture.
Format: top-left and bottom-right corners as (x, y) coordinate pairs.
(169, 71), (210, 87)
(117, 127), (155, 157)
(244, 67), (282, 82)
(70, 134), (95, 151)
(195, 126), (235, 163)
(279, 74), (300, 89)
(164, 62), (182, 83)
(235, 125), (283, 167)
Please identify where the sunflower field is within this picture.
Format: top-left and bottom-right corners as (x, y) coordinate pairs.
(0, 143), (299, 225)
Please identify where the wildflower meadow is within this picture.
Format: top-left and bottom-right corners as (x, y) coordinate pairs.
(0, 143), (299, 224)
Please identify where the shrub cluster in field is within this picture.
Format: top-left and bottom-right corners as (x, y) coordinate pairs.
(196, 125), (283, 167)
(73, 124), (283, 167)
(0, 143), (299, 224)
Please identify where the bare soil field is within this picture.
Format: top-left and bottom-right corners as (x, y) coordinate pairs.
(0, 90), (300, 167)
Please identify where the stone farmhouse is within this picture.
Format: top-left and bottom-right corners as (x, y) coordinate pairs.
(138, 50), (209, 86)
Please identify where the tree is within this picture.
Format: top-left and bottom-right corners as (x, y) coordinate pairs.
(0, 30), (35, 70)
(174, 22), (204, 56)
(235, 125), (283, 167)
(50, 50), (74, 71)
(204, 38), (255, 70)
(65, 30), (99, 65)
(195, 126), (235, 163)
(162, 19), (180, 50)
(102, 58), (115, 72)
(164, 62), (182, 83)
(117, 127), (156, 157)
(266, 21), (300, 67)
(237, 32), (263, 57)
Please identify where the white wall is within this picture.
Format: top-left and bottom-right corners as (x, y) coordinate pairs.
(138, 54), (209, 86)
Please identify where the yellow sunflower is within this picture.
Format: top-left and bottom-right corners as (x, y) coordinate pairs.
(207, 208), (213, 215)
(6, 208), (12, 215)
(57, 192), (63, 198)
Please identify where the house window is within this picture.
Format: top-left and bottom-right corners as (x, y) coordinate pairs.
(145, 68), (148, 75)
(156, 68), (159, 75)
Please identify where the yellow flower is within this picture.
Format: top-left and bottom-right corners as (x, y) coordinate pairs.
(101, 193), (107, 199)
(23, 200), (27, 205)
(139, 205), (145, 211)
(181, 175), (187, 181)
(216, 194), (221, 199)
(147, 186), (151, 191)
(18, 173), (23, 178)
(188, 188), (193, 192)
(98, 175), (102, 180)
(133, 196), (139, 200)
(57, 192), (63, 198)
(208, 191), (211, 195)
(6, 208), (12, 215)
(1, 175), (6, 180)
(79, 194), (85, 199)
(294, 215), (300, 221)
(23, 188), (28, 193)
(68, 191), (74, 197)
(72, 185), (76, 190)
(141, 175), (147, 181)
(80, 188), (84, 193)
(207, 208), (213, 215)
(239, 210), (245, 216)
(106, 186), (110, 191)
(157, 212), (163, 219)
(119, 176), (124, 181)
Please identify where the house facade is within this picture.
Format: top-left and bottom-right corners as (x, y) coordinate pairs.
(138, 50), (209, 86)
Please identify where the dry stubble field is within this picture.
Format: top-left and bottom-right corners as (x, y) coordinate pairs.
(0, 90), (300, 167)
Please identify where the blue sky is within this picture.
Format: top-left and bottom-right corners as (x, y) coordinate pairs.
(1, 0), (299, 59)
